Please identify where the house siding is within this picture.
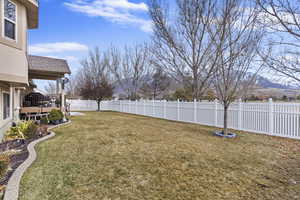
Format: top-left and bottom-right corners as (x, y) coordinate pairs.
(0, 0), (28, 85)
(0, 0), (38, 139)
(0, 0), (31, 138)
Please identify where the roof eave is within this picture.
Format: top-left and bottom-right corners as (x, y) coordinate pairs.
(18, 0), (39, 29)
(29, 70), (68, 80)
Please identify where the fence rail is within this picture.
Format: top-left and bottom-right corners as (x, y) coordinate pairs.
(68, 100), (98, 111)
(67, 99), (300, 140)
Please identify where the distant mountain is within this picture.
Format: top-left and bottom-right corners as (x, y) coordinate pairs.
(112, 73), (299, 98)
(255, 75), (298, 89)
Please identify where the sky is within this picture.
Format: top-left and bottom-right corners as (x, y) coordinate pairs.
(29, 0), (152, 90)
(29, 0), (299, 91)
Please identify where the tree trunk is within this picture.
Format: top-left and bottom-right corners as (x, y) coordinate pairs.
(192, 84), (197, 100)
(192, 73), (199, 100)
(97, 100), (101, 112)
(223, 105), (228, 136)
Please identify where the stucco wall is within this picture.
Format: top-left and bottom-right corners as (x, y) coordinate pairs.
(0, 43), (28, 84)
(0, 0), (28, 84)
(0, 119), (11, 140)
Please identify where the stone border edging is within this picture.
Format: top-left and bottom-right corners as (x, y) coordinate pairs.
(3, 121), (72, 200)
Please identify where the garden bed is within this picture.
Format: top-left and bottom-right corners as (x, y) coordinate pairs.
(0, 109), (69, 199)
(0, 125), (51, 197)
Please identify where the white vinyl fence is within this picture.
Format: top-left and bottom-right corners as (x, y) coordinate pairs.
(68, 99), (300, 140)
(68, 100), (99, 111)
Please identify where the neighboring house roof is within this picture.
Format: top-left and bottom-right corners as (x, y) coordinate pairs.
(28, 55), (71, 80)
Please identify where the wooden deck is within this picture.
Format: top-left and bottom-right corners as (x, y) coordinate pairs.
(20, 107), (60, 114)
(20, 107), (62, 121)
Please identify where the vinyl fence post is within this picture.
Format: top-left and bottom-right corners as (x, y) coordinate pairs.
(164, 100), (167, 119)
(143, 100), (146, 115)
(194, 99), (197, 123)
(128, 100), (131, 113)
(238, 98), (242, 130)
(152, 99), (155, 117)
(177, 99), (180, 121)
(214, 99), (218, 127)
(269, 98), (274, 135)
(135, 99), (138, 114)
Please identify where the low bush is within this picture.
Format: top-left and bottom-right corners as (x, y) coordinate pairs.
(5, 125), (26, 141)
(48, 109), (64, 122)
(23, 122), (38, 139)
(40, 117), (49, 125)
(5, 121), (38, 141)
(0, 154), (9, 177)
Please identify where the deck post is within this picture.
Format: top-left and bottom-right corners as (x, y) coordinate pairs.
(56, 79), (60, 96)
(61, 80), (65, 115)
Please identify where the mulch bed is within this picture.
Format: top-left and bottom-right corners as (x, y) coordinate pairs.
(0, 125), (52, 188)
(0, 142), (29, 186)
(0, 119), (70, 191)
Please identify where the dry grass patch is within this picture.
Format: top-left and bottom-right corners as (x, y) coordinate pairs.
(19, 112), (300, 200)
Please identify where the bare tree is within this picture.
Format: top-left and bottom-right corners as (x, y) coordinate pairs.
(140, 67), (170, 99)
(148, 0), (219, 99)
(108, 44), (149, 100)
(65, 75), (80, 97)
(77, 48), (114, 111)
(213, 0), (264, 136)
(257, 0), (300, 83)
(44, 81), (56, 95)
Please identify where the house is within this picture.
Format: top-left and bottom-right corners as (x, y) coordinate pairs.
(0, 0), (38, 138)
(0, 0), (70, 139)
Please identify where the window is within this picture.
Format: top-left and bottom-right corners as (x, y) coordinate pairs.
(3, 93), (10, 120)
(3, 0), (16, 40)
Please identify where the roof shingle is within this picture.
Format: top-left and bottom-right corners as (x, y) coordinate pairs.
(28, 55), (71, 74)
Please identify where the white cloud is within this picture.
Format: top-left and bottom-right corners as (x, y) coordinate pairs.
(64, 55), (79, 62)
(42, 55), (79, 63)
(99, 0), (148, 11)
(257, 6), (300, 32)
(64, 0), (152, 33)
(29, 42), (88, 54)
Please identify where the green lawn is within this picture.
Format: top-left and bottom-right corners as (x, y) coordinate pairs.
(19, 112), (300, 200)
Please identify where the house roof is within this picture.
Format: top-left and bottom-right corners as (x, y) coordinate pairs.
(28, 55), (71, 80)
